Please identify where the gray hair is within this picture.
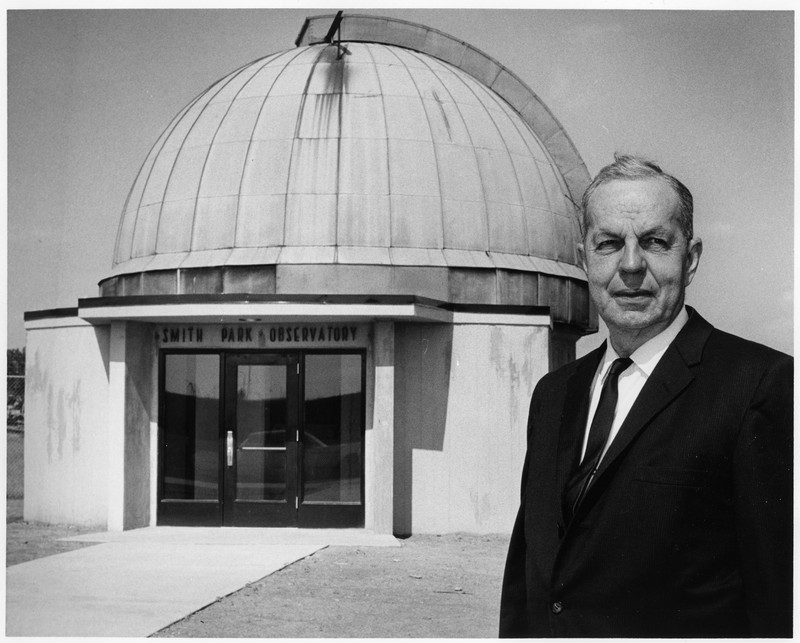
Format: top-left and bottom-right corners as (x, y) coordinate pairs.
(581, 154), (694, 240)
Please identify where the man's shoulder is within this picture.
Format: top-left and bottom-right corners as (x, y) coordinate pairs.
(702, 326), (792, 373)
(673, 307), (790, 364)
(706, 327), (790, 357)
(537, 346), (603, 387)
(675, 310), (792, 387)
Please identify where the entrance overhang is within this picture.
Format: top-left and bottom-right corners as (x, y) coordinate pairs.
(75, 294), (552, 327)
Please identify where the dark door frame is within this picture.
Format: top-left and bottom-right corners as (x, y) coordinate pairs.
(157, 348), (366, 527)
(223, 352), (299, 527)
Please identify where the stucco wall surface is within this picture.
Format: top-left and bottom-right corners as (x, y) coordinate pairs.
(123, 322), (155, 529)
(394, 321), (547, 534)
(24, 324), (110, 527)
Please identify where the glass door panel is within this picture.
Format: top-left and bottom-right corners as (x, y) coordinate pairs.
(159, 353), (221, 525)
(234, 363), (289, 502)
(300, 353), (364, 527)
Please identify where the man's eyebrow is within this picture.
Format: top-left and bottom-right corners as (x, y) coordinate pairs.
(638, 226), (674, 237)
(591, 226), (621, 236)
(590, 225), (674, 239)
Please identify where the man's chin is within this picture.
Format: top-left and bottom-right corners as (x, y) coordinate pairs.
(604, 307), (658, 332)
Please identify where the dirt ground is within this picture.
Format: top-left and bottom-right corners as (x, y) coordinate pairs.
(5, 500), (100, 566)
(155, 532), (509, 638)
(6, 500), (510, 638)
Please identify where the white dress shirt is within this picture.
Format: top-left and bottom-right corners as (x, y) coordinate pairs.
(580, 307), (690, 464)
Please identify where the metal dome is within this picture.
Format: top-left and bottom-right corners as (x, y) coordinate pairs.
(101, 14), (594, 331)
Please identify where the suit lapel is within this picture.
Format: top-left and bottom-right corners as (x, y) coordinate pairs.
(591, 348), (693, 482)
(556, 344), (605, 522)
(578, 309), (714, 512)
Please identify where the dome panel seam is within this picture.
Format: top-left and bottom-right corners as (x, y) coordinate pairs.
(120, 93), (202, 266)
(413, 50), (489, 254)
(188, 57), (280, 256)
(234, 47), (309, 251)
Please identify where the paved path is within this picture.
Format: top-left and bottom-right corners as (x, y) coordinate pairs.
(6, 527), (398, 637)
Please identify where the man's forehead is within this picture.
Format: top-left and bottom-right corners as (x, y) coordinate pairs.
(590, 177), (677, 207)
(586, 178), (680, 224)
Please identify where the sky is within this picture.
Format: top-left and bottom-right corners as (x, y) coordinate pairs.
(5, 6), (794, 358)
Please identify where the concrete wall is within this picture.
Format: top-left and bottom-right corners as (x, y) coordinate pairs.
(106, 321), (157, 531)
(24, 322), (110, 527)
(123, 322), (155, 529)
(25, 319), (156, 530)
(393, 320), (549, 534)
(365, 321), (394, 533)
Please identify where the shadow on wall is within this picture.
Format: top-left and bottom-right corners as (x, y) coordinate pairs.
(96, 327), (110, 379)
(393, 323), (453, 534)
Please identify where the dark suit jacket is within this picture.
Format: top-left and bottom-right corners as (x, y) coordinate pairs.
(499, 308), (792, 637)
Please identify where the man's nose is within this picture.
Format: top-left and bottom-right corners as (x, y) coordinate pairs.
(619, 241), (646, 273)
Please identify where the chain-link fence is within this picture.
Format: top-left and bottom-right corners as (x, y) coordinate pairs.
(7, 375), (24, 499)
(8, 375), (24, 427)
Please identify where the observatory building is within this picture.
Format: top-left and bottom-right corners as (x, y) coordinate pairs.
(24, 13), (595, 534)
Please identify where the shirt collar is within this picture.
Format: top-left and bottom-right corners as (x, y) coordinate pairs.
(604, 306), (689, 377)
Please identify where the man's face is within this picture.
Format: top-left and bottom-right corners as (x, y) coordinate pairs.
(577, 178), (702, 350)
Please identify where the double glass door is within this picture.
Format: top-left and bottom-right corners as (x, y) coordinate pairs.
(159, 351), (365, 527)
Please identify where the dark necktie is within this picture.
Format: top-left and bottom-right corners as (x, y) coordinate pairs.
(564, 356), (633, 523)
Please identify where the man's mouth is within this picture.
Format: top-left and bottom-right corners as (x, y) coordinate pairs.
(614, 290), (652, 300)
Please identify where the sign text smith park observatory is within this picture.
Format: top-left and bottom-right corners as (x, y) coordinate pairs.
(156, 323), (368, 348)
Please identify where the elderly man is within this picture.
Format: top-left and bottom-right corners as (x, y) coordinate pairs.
(499, 155), (792, 637)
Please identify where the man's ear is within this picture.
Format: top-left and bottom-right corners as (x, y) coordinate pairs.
(684, 237), (703, 286)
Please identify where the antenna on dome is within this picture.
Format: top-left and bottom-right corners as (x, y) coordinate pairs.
(323, 11), (344, 43)
(324, 11), (346, 59)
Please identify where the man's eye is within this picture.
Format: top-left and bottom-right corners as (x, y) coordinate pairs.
(595, 240), (621, 252)
(642, 237), (669, 250)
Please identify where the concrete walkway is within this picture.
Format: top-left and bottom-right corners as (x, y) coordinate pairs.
(6, 527), (398, 637)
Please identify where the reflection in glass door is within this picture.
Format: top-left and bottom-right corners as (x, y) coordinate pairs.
(225, 354), (298, 526)
(300, 353), (364, 527)
(159, 350), (365, 527)
(159, 353), (222, 526)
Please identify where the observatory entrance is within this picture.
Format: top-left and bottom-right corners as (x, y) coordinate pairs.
(23, 12), (595, 536)
(157, 350), (365, 528)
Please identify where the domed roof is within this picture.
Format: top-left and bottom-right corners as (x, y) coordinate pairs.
(102, 14), (593, 330)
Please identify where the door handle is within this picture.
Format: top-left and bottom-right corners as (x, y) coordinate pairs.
(226, 431), (234, 467)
